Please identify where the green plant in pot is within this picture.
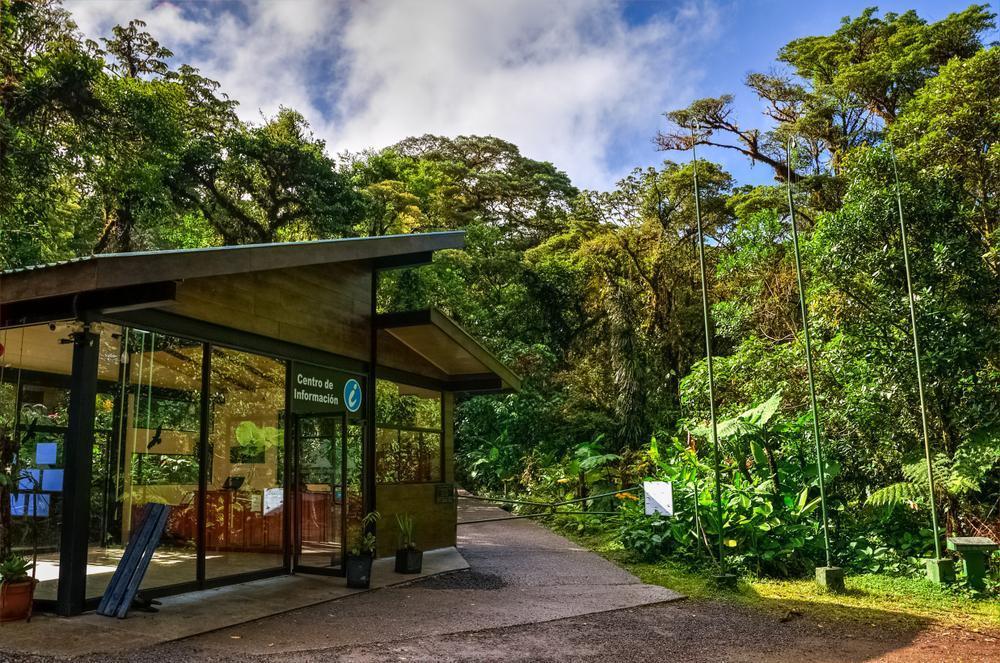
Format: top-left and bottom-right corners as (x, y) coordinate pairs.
(0, 555), (36, 623)
(0, 426), (39, 623)
(394, 513), (423, 574)
(345, 511), (380, 588)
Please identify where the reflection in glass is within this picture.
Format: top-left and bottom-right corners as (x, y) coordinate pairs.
(346, 420), (364, 524)
(206, 348), (286, 578)
(1, 323), (79, 601)
(297, 416), (343, 568)
(375, 381), (442, 484)
(296, 414), (364, 569)
(87, 328), (204, 599)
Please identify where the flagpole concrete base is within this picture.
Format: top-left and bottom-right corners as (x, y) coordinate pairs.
(713, 573), (737, 590)
(923, 557), (955, 584)
(815, 566), (845, 592)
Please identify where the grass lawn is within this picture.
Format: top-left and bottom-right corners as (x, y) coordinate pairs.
(564, 528), (1000, 633)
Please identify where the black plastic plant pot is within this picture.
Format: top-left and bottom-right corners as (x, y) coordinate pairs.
(345, 553), (374, 588)
(394, 548), (423, 574)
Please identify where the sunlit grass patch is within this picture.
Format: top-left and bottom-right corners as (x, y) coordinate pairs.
(748, 574), (1000, 631)
(561, 526), (1000, 632)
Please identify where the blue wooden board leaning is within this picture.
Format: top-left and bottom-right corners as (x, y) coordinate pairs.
(97, 503), (171, 619)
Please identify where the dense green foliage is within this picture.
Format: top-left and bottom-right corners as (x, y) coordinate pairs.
(1, 2), (998, 582)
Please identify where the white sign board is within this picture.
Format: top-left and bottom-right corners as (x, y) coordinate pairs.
(644, 481), (673, 516)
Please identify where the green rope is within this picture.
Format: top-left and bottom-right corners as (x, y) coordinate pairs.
(890, 147), (943, 560)
(785, 140), (833, 568)
(691, 130), (725, 570)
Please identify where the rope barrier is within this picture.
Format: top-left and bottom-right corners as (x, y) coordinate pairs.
(456, 487), (640, 525)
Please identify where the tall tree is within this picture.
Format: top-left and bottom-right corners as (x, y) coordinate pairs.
(189, 108), (362, 244)
(0, 0), (102, 268)
(658, 5), (995, 182)
(891, 46), (999, 272)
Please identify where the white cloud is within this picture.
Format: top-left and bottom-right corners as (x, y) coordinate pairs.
(68, 0), (209, 47)
(63, 0), (720, 190)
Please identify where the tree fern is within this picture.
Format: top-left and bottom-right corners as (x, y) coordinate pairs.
(945, 429), (1000, 495)
(867, 429), (1000, 510)
(867, 481), (924, 508)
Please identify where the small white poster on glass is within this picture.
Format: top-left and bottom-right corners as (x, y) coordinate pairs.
(263, 487), (284, 515)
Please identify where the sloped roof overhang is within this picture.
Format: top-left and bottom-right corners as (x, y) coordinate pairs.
(0, 231), (465, 306)
(377, 308), (521, 393)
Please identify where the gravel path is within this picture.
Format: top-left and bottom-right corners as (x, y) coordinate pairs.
(4, 597), (997, 663)
(309, 599), (1000, 663)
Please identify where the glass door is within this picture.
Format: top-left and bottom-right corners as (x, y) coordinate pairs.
(294, 414), (347, 573)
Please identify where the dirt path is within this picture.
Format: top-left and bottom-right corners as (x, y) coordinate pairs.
(314, 597), (1000, 663)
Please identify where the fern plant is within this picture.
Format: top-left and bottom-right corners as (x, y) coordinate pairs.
(867, 429), (1000, 511)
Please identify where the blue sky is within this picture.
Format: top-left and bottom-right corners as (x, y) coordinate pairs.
(65, 1), (992, 191)
(616, 0), (994, 186)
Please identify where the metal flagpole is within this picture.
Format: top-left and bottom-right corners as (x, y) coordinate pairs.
(785, 140), (841, 590)
(690, 129), (729, 584)
(890, 148), (948, 581)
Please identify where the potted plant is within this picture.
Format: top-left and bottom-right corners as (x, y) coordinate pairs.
(394, 513), (422, 574)
(0, 426), (38, 623)
(345, 511), (379, 588)
(0, 555), (36, 623)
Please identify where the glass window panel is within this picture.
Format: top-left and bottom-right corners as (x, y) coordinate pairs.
(297, 415), (344, 568)
(346, 420), (364, 523)
(375, 427), (399, 483)
(206, 348), (286, 579)
(88, 327), (203, 599)
(374, 380), (443, 484)
(376, 381), (441, 429)
(1, 323), (77, 602)
(422, 433), (443, 483)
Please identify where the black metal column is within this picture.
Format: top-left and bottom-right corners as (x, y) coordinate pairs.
(364, 270), (378, 519)
(196, 343), (210, 585)
(57, 327), (100, 616)
(282, 362), (294, 573)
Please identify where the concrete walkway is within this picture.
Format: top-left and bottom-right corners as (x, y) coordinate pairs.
(0, 548), (468, 658)
(165, 498), (683, 658)
(0, 498), (682, 660)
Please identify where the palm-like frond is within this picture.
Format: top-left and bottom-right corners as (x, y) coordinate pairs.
(867, 481), (924, 508)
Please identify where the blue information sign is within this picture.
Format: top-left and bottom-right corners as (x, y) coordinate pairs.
(290, 363), (365, 416)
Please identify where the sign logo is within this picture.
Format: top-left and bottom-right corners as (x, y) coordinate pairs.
(344, 378), (362, 413)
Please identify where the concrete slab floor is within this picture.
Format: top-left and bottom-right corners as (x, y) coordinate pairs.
(158, 499), (684, 658)
(0, 500), (684, 661)
(0, 547), (468, 659)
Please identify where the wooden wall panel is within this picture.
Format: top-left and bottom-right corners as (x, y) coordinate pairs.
(386, 326), (485, 375)
(377, 330), (448, 380)
(375, 484), (457, 557)
(166, 262), (372, 362)
(166, 262), (481, 388)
